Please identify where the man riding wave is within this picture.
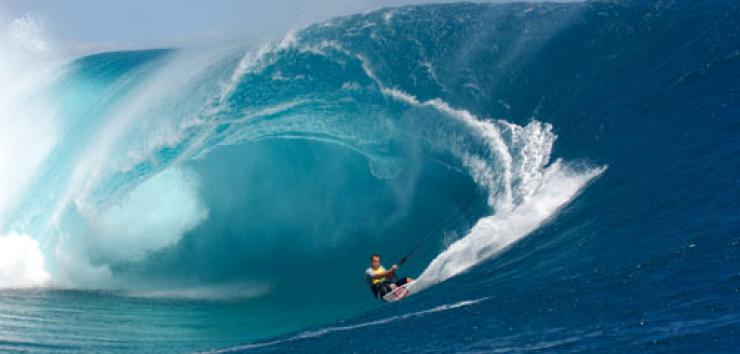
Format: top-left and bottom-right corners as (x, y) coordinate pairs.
(365, 253), (414, 300)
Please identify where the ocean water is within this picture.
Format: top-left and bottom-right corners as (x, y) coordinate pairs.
(0, 1), (738, 353)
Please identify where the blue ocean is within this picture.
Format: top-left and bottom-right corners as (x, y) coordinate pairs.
(0, 1), (738, 352)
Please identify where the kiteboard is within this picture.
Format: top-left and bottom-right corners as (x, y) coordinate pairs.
(382, 281), (414, 302)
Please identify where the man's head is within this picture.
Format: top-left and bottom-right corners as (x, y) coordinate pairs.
(370, 253), (381, 269)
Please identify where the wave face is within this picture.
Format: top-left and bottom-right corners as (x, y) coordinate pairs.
(1, 0), (739, 352)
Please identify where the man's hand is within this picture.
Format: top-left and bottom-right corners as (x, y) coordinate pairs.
(386, 264), (398, 276)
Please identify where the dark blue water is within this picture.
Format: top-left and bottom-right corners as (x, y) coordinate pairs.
(0, 0), (738, 353)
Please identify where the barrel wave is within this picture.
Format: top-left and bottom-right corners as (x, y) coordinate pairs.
(0, 1), (738, 353)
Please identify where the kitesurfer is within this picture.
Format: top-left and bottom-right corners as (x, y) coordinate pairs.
(365, 253), (413, 299)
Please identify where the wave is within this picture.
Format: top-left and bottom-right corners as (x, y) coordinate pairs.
(0, 6), (603, 293)
(0, 4), (614, 350)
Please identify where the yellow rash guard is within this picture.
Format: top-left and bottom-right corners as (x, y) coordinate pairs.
(365, 265), (387, 286)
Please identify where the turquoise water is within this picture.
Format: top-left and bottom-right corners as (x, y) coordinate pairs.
(1, 1), (738, 352)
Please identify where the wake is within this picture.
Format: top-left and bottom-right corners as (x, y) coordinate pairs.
(203, 297), (488, 353)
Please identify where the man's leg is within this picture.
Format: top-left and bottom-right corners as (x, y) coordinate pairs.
(378, 281), (393, 297)
(394, 277), (413, 287)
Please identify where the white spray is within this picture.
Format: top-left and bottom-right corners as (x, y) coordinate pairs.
(0, 14), (63, 288)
